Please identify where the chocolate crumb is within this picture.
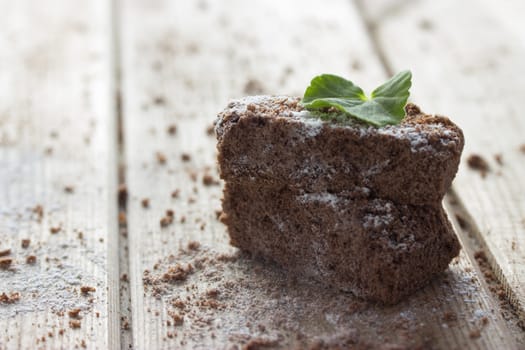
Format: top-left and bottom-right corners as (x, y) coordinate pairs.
(454, 213), (468, 230)
(166, 209), (174, 217)
(33, 205), (44, 221)
(467, 154), (490, 177)
(469, 329), (481, 339)
(21, 239), (31, 248)
(0, 292), (20, 304)
(156, 152), (167, 165)
(69, 320), (81, 329)
(68, 308), (82, 319)
(206, 288), (219, 298)
(167, 124), (177, 135)
(162, 264), (193, 282)
(0, 249), (11, 257)
(494, 154), (503, 166)
(118, 184), (128, 206)
(26, 255), (37, 264)
(141, 198), (150, 208)
(50, 226), (61, 234)
(442, 311), (457, 322)
(243, 79), (265, 94)
(206, 124), (215, 136)
(168, 311), (184, 326)
(80, 286), (96, 294)
(153, 96), (166, 105)
(160, 216), (173, 228)
(202, 174), (219, 186)
(187, 241), (200, 251)
(0, 257), (13, 269)
(119, 212), (127, 224)
(181, 153), (191, 162)
(64, 186), (75, 193)
(171, 189), (180, 198)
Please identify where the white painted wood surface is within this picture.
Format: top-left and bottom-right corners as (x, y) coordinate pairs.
(1, 0), (523, 349)
(358, 0), (525, 324)
(0, 0), (119, 348)
(120, 0), (519, 348)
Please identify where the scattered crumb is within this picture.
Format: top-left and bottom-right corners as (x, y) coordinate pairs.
(156, 152), (167, 165)
(33, 205), (44, 221)
(442, 311), (457, 322)
(469, 329), (481, 339)
(160, 216), (174, 228)
(153, 96), (166, 105)
(118, 184), (128, 206)
(494, 154), (503, 166)
(454, 213), (468, 230)
(0, 292), (20, 304)
(242, 337), (280, 350)
(162, 264), (193, 282)
(0, 257), (13, 269)
(244, 79), (265, 94)
(467, 154), (490, 177)
(119, 212), (127, 224)
(26, 255), (37, 264)
(520, 144), (525, 153)
(68, 308), (82, 319)
(202, 174), (219, 186)
(166, 209), (174, 217)
(0, 249), (11, 257)
(64, 186), (75, 193)
(181, 153), (191, 162)
(168, 311), (184, 326)
(69, 320), (81, 329)
(187, 241), (200, 251)
(141, 198), (150, 208)
(50, 226), (61, 234)
(80, 286), (96, 295)
(21, 239), (30, 248)
(167, 124), (177, 135)
(171, 189), (180, 198)
(206, 124), (215, 136)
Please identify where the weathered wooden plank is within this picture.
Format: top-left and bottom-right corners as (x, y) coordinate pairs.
(0, 1), (119, 349)
(120, 0), (518, 348)
(358, 0), (525, 325)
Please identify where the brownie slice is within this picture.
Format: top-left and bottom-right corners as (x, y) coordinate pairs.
(215, 95), (464, 304)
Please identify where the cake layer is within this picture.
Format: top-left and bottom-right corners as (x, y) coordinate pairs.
(216, 96), (464, 205)
(221, 182), (460, 304)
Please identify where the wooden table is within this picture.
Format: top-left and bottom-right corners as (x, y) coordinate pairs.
(1, 0), (524, 349)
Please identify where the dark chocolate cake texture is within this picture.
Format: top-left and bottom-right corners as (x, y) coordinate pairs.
(215, 95), (464, 304)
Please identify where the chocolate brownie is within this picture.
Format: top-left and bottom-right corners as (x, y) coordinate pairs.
(215, 96), (464, 304)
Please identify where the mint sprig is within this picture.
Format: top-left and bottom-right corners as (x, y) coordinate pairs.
(300, 70), (412, 127)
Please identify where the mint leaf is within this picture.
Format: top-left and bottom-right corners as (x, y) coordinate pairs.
(300, 70), (412, 127)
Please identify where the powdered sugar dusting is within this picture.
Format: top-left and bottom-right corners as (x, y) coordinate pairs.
(296, 192), (340, 208)
(362, 200), (395, 229)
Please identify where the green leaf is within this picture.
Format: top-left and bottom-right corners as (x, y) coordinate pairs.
(300, 70), (412, 127)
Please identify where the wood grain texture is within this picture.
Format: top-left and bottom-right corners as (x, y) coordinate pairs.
(120, 0), (518, 348)
(358, 0), (525, 324)
(0, 0), (119, 349)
